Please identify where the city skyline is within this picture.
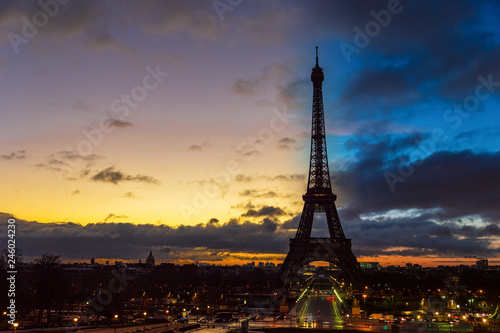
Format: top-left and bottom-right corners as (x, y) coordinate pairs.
(1, 1), (500, 266)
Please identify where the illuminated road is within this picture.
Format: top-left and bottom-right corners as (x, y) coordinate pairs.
(295, 278), (343, 329)
(297, 295), (343, 329)
(290, 278), (481, 332)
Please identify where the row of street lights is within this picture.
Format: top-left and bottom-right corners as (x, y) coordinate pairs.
(13, 305), (211, 333)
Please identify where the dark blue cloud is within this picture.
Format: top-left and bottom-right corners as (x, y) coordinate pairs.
(333, 133), (500, 224)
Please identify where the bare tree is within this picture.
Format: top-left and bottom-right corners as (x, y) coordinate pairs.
(0, 248), (23, 269)
(34, 253), (64, 326)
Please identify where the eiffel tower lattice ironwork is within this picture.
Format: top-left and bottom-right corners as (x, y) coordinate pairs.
(279, 47), (364, 289)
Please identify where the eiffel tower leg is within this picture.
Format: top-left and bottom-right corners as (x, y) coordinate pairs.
(278, 247), (307, 289)
(295, 202), (315, 239)
(324, 202), (345, 239)
(278, 254), (296, 289)
(330, 244), (367, 290)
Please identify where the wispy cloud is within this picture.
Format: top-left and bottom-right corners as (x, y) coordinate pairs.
(241, 205), (287, 218)
(121, 191), (138, 199)
(103, 213), (129, 222)
(91, 167), (160, 185)
(1, 150), (25, 160)
(189, 145), (202, 152)
(276, 137), (297, 150)
(235, 173), (305, 183)
(105, 118), (133, 128)
(230, 64), (304, 111)
(35, 151), (103, 175)
(239, 189), (278, 198)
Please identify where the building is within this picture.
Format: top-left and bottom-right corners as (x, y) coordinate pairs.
(360, 262), (381, 270)
(146, 250), (155, 267)
(476, 258), (488, 269)
(406, 263), (422, 271)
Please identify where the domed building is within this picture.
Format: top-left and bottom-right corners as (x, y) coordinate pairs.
(146, 250), (155, 267)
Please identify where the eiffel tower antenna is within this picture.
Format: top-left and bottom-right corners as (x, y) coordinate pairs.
(278, 47), (365, 290)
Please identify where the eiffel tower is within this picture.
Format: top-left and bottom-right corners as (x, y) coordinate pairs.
(279, 47), (364, 290)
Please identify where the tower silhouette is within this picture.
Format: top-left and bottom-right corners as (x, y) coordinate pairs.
(279, 47), (364, 289)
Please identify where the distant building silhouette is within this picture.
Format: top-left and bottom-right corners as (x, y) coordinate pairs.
(146, 250), (155, 267)
(476, 258), (488, 269)
(90, 257), (95, 265)
(405, 263), (422, 271)
(360, 262), (381, 270)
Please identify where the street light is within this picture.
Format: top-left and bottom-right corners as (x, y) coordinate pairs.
(143, 312), (147, 333)
(114, 314), (118, 333)
(13, 323), (18, 333)
(196, 307), (199, 323)
(362, 294), (367, 323)
(207, 306), (210, 325)
(165, 310), (169, 332)
(73, 318), (78, 330)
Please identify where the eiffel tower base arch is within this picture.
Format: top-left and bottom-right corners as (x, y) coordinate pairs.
(278, 238), (365, 291)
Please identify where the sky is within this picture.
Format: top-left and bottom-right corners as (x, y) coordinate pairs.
(1, 0), (500, 267)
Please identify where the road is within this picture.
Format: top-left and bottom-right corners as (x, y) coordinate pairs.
(79, 322), (237, 333)
(293, 277), (344, 329)
(287, 277), (490, 332)
(296, 295), (343, 329)
(14, 321), (236, 333)
(331, 319), (483, 332)
(13, 319), (498, 333)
